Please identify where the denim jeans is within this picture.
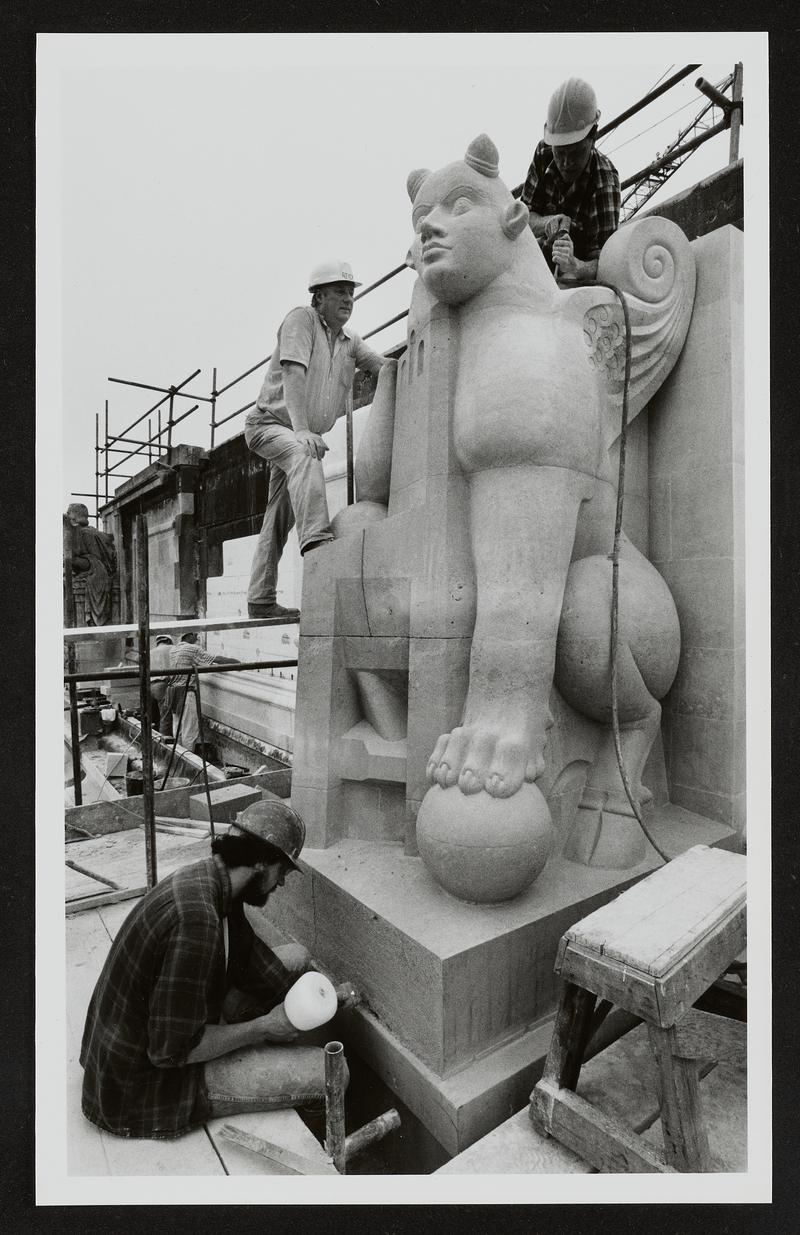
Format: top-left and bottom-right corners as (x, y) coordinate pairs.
(203, 1042), (332, 1118)
(245, 421), (334, 605)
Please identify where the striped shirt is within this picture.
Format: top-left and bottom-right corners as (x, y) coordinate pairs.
(246, 305), (384, 437)
(80, 856), (292, 1138)
(520, 141), (620, 261)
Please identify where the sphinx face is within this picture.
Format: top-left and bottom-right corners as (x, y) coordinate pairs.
(409, 163), (518, 305)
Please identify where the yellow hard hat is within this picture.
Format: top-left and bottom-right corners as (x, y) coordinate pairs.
(307, 260), (361, 291)
(544, 78), (600, 146)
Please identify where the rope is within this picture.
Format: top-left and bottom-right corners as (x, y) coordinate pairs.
(592, 281), (671, 865)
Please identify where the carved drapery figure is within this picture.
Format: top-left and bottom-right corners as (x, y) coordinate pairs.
(336, 134), (695, 901)
(64, 503), (117, 627)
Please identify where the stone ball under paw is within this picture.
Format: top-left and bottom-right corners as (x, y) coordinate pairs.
(416, 781), (555, 903)
(330, 501), (388, 540)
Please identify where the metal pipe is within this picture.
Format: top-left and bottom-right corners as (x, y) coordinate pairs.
(353, 263), (408, 301)
(64, 555), (83, 806)
(596, 64), (702, 139)
(108, 368), (200, 442)
(620, 117), (730, 189)
(362, 309), (409, 342)
(210, 365), (217, 451)
(64, 658), (298, 684)
(695, 75), (735, 114)
(214, 356), (271, 397)
(167, 390), (175, 451)
(95, 413), (101, 526)
(344, 1110), (401, 1165)
(324, 1041), (347, 1174)
(729, 62), (744, 163)
(104, 400), (110, 507)
(345, 401), (354, 505)
(214, 399), (256, 429)
(135, 514), (158, 889)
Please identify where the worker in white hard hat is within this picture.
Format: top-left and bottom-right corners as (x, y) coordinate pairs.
(244, 261), (387, 620)
(520, 77), (620, 283)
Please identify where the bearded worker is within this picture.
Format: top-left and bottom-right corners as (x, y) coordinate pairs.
(245, 261), (386, 621)
(520, 77), (620, 283)
(80, 801), (348, 1139)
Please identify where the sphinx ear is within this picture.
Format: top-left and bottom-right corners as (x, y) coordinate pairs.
(502, 199), (529, 239)
(407, 168), (430, 202)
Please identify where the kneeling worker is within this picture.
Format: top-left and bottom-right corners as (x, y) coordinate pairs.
(520, 77), (620, 282)
(80, 800), (347, 1138)
(245, 261), (386, 621)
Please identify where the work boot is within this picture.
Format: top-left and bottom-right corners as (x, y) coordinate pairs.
(247, 601), (301, 621)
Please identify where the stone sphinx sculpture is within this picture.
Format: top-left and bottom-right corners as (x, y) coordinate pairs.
(299, 134), (696, 903)
(64, 502), (117, 627)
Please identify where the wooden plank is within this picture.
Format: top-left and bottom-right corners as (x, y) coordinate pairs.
(139, 823), (211, 838)
(530, 1079), (674, 1173)
(654, 907), (747, 1026)
(67, 886), (148, 915)
(557, 943), (661, 1022)
(560, 847), (745, 972)
(649, 1025), (711, 1171)
(65, 859), (120, 890)
(540, 982), (597, 1091)
(217, 1123), (338, 1176)
(671, 1009), (747, 1064)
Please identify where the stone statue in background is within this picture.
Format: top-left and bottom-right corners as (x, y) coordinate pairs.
(64, 502), (117, 627)
(340, 135), (695, 900)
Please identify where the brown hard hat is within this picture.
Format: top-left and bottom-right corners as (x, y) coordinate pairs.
(233, 798), (306, 871)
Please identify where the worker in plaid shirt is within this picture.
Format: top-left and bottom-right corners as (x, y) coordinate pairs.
(80, 801), (346, 1139)
(521, 77), (620, 283)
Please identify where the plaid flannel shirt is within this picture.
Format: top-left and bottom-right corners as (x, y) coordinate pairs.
(80, 856), (293, 1139)
(520, 140), (620, 262)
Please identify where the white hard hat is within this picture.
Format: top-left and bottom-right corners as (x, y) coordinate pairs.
(543, 78), (600, 146)
(308, 260), (361, 291)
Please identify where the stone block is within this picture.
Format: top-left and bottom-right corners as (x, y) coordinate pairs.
(189, 782), (262, 824)
(673, 646), (737, 720)
(669, 782), (737, 830)
(671, 713), (734, 799)
(657, 558), (735, 651)
(289, 783), (348, 850)
(669, 463), (736, 561)
(267, 839), (656, 1078)
(292, 637), (361, 792)
(298, 532), (367, 638)
(648, 475), (672, 564)
(104, 751), (128, 778)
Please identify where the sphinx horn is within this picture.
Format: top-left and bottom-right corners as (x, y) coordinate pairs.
(464, 134), (499, 178)
(407, 168), (430, 202)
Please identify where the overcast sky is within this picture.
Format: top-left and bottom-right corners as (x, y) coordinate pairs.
(36, 31), (763, 511)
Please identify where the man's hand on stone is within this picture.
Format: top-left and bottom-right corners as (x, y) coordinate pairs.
(260, 1005), (299, 1042)
(295, 430), (329, 460)
(543, 213), (572, 240)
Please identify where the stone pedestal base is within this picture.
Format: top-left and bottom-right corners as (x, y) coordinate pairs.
(265, 802), (736, 1156)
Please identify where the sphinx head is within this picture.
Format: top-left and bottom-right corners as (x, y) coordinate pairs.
(406, 135), (529, 305)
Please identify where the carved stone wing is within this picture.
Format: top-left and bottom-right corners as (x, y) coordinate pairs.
(561, 215), (697, 453)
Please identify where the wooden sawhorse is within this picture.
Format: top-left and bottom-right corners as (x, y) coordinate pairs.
(530, 844), (746, 1172)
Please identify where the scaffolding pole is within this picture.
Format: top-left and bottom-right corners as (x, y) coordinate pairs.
(135, 514), (158, 889)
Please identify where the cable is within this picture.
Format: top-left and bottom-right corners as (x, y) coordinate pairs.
(596, 64), (675, 150)
(604, 92), (700, 157)
(591, 281), (671, 865)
